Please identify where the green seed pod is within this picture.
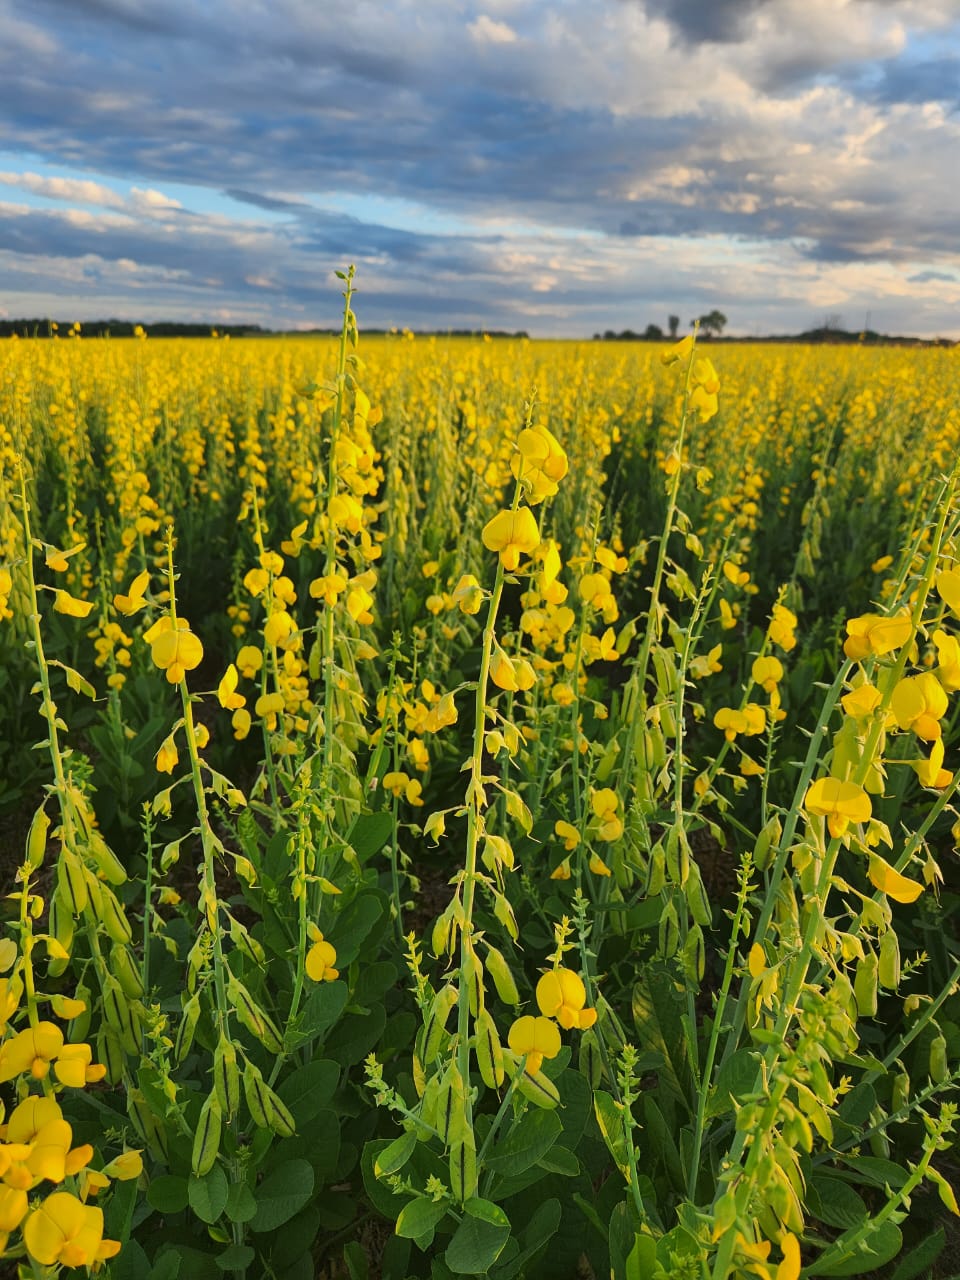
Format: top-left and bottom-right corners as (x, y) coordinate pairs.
(878, 929), (901, 991)
(483, 943), (520, 1006)
(681, 922), (705, 983)
(929, 1035), (948, 1084)
(423, 984), (458, 1066)
(473, 1009), (505, 1090)
(461, 947), (484, 1018)
(753, 815), (782, 873)
(213, 1037), (241, 1120)
(25, 805), (51, 873)
(87, 829), (127, 885)
(243, 1062), (271, 1130)
(110, 943), (145, 1000)
(46, 888), (74, 979)
(101, 974), (138, 1054)
(435, 1062), (467, 1147)
(192, 1092), (223, 1177)
(96, 1026), (126, 1086)
(684, 864), (712, 928)
(891, 1071), (910, 1113)
(227, 976), (284, 1054)
(66, 983), (93, 1042)
(449, 1134), (477, 1203)
(515, 1065), (561, 1109)
(578, 1029), (603, 1088)
(175, 992), (202, 1063)
(264, 1085), (297, 1138)
(57, 849), (88, 916)
(99, 884), (133, 945)
(854, 951), (879, 1018)
(127, 1086), (168, 1162)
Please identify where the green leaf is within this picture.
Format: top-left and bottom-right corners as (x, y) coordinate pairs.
(275, 1058), (340, 1124)
(889, 1228), (945, 1280)
(188, 1166), (229, 1224)
(150, 1252), (182, 1280)
(809, 1176), (868, 1231)
(484, 1109), (562, 1177)
(445, 1214), (511, 1274)
(808, 1220), (903, 1276)
(632, 962), (690, 1108)
(349, 811), (394, 861)
(215, 1245), (255, 1272)
(537, 1146), (579, 1177)
(344, 1241), (369, 1280)
(490, 1199), (560, 1280)
(706, 1048), (759, 1118)
(249, 1159), (315, 1232)
(287, 983), (349, 1049)
(224, 1181), (257, 1224)
(330, 894), (385, 967)
(838, 1082), (877, 1128)
(594, 1090), (629, 1176)
(375, 1131), (418, 1179)
(396, 1197), (449, 1240)
(839, 1155), (909, 1191)
(465, 1198), (509, 1227)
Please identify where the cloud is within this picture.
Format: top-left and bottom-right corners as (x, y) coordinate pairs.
(468, 14), (519, 43)
(0, 0), (955, 334)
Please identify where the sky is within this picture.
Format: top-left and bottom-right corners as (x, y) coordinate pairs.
(0, 0), (958, 337)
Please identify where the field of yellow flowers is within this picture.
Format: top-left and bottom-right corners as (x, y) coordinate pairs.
(1, 273), (958, 1280)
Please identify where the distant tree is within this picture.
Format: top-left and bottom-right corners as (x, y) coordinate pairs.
(668, 314), (679, 339)
(644, 323), (664, 341)
(696, 310), (728, 338)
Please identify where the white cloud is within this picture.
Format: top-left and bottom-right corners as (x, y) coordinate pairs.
(468, 13), (519, 43)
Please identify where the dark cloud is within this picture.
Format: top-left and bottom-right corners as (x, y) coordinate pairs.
(908, 269), (956, 283)
(641, 0), (775, 44)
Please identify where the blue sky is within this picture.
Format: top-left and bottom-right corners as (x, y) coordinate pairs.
(0, 0), (958, 336)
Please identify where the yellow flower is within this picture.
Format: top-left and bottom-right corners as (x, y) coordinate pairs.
(453, 573), (484, 615)
(236, 645), (263, 679)
(113, 569), (150, 616)
(102, 1150), (144, 1181)
(843, 610), (912, 660)
(890, 672), (949, 741)
(305, 936), (339, 983)
(482, 507), (540, 572)
(52, 589), (95, 619)
(0, 1185), (28, 1233)
(510, 424), (569, 504)
(150, 619), (203, 683)
(841, 683), (882, 719)
(805, 777), (872, 838)
(867, 855), (924, 904)
(554, 820), (580, 851)
(591, 788), (623, 841)
(0, 1021), (64, 1082)
(217, 663), (246, 710)
(507, 1015), (562, 1075)
(910, 737), (952, 790)
(933, 629), (960, 692)
(751, 655), (783, 692)
(713, 704), (766, 741)
(23, 1192), (119, 1268)
(536, 968), (597, 1030)
(936, 568), (960, 616)
(768, 603), (797, 652)
(232, 708), (252, 740)
(489, 646), (519, 692)
(660, 334), (693, 365)
(54, 1043), (106, 1088)
(589, 852), (612, 877)
(155, 733), (178, 774)
(689, 644), (722, 679)
(263, 609), (296, 647)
